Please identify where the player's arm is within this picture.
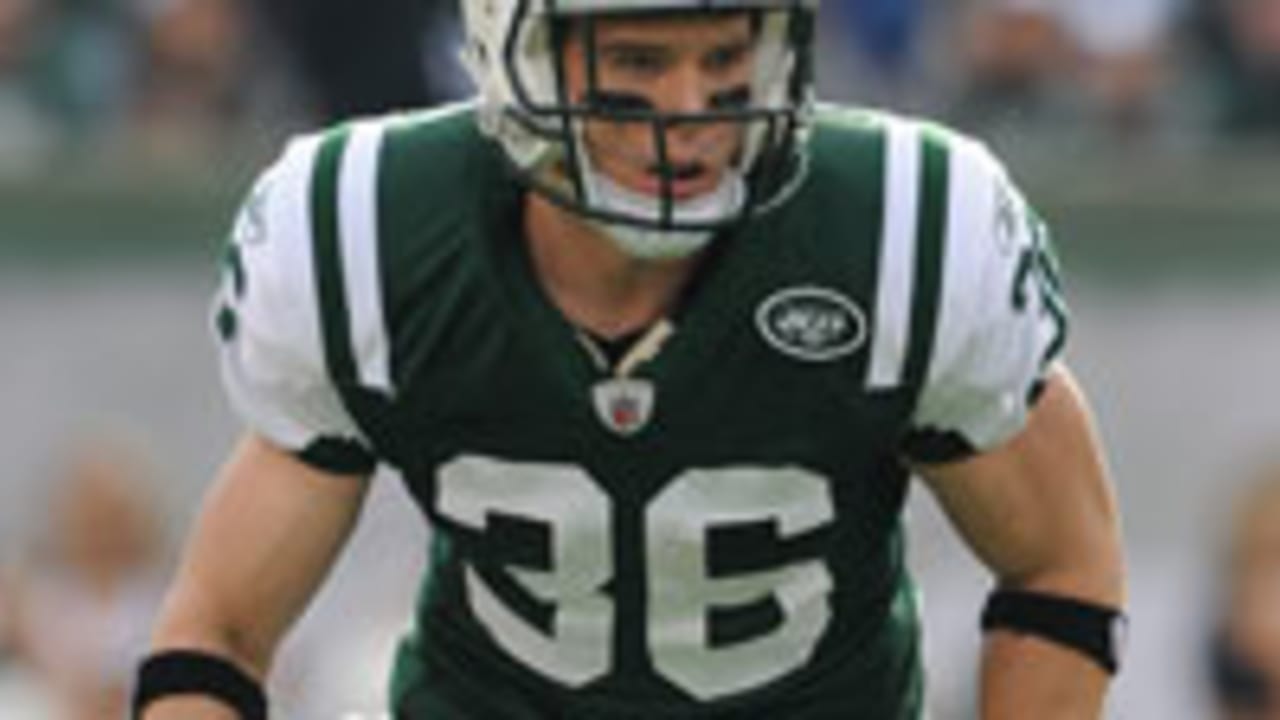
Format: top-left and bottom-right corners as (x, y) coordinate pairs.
(916, 364), (1125, 720)
(137, 134), (381, 717)
(900, 133), (1126, 718)
(141, 434), (370, 719)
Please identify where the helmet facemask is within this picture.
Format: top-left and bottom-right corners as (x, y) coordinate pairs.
(462, 0), (818, 259)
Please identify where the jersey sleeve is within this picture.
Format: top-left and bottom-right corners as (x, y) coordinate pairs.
(212, 136), (378, 475)
(904, 137), (1069, 463)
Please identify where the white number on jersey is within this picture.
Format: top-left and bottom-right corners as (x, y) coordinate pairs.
(436, 457), (836, 700)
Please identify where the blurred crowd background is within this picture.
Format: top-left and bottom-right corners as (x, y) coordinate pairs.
(0, 0), (1279, 166)
(1, 0), (1279, 718)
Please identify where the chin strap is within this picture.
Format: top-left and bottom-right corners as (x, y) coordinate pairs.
(981, 589), (1128, 675)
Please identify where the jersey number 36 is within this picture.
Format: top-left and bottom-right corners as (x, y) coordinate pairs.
(437, 456), (836, 701)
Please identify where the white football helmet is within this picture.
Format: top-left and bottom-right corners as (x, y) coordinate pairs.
(460, 0), (820, 259)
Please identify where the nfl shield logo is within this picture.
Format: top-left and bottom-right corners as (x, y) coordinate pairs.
(591, 378), (655, 436)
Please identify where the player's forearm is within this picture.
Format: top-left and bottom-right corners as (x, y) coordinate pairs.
(138, 437), (370, 718)
(978, 562), (1123, 720)
(980, 628), (1112, 720)
(139, 582), (275, 719)
(142, 695), (244, 720)
(147, 552), (279, 676)
(138, 630), (269, 720)
(138, 641), (266, 720)
(148, 614), (272, 682)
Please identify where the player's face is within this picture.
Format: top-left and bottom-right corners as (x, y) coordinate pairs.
(561, 12), (756, 201)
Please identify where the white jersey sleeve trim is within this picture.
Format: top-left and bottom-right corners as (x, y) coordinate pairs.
(926, 136), (994, 392)
(338, 120), (394, 394)
(867, 120), (922, 390)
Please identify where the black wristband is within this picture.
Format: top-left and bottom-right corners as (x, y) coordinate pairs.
(981, 589), (1127, 675)
(133, 649), (267, 719)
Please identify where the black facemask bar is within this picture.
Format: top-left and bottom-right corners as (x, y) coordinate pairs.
(499, 0), (816, 232)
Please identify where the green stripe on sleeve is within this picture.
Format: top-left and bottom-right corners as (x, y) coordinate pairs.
(310, 127), (358, 386)
(901, 130), (950, 391)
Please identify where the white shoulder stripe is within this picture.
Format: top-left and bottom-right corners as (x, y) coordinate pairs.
(927, 138), (997, 387)
(867, 120), (922, 390)
(272, 134), (324, 381)
(338, 121), (393, 393)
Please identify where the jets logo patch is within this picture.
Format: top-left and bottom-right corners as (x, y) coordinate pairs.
(592, 378), (655, 436)
(756, 286), (868, 362)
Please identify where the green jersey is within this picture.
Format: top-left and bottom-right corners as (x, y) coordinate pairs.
(215, 103), (1067, 718)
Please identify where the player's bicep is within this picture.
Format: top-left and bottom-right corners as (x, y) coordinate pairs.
(915, 367), (1123, 600)
(154, 434), (370, 671)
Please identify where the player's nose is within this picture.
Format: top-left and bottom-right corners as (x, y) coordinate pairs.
(652, 70), (726, 156)
(653, 62), (715, 116)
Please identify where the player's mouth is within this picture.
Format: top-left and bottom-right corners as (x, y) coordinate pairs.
(639, 161), (720, 200)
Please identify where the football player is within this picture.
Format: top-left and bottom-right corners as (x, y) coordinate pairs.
(135, 0), (1127, 717)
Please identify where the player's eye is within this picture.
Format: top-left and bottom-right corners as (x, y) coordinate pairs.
(703, 41), (752, 74)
